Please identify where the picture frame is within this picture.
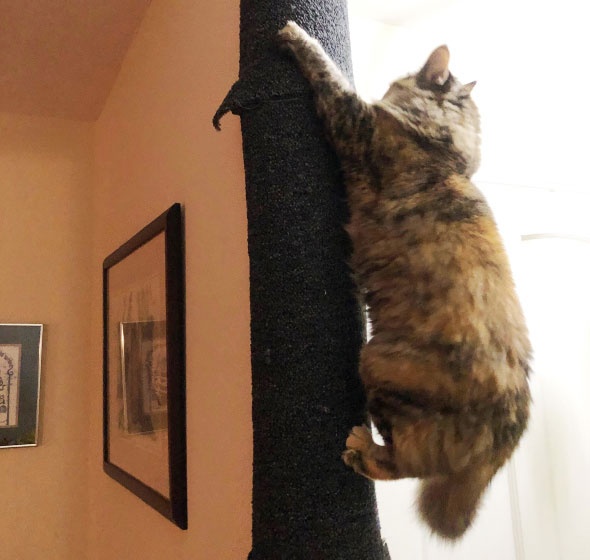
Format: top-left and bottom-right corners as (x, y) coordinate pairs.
(103, 203), (187, 529)
(0, 324), (43, 448)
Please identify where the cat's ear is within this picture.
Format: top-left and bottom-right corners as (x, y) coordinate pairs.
(418, 45), (450, 87)
(460, 81), (477, 96)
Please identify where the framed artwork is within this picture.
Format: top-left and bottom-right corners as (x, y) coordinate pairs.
(103, 203), (187, 529)
(0, 324), (43, 448)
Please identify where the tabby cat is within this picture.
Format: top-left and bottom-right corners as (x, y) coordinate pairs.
(278, 21), (531, 539)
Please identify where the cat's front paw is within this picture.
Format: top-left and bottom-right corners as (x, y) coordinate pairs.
(277, 21), (309, 47)
(277, 21), (304, 42)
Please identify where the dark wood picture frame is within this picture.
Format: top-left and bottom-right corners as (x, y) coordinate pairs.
(103, 203), (187, 529)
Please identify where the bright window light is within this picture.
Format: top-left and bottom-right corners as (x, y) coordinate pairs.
(348, 1), (590, 558)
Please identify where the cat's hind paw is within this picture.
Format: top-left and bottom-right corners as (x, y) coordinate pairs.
(346, 424), (374, 452)
(342, 448), (362, 469)
(342, 424), (373, 471)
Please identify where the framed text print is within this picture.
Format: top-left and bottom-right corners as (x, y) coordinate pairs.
(103, 203), (187, 529)
(0, 324), (43, 448)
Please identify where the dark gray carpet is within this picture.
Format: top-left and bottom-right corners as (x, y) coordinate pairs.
(215, 1), (389, 558)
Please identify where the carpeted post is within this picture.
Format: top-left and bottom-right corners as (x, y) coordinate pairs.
(214, 1), (389, 558)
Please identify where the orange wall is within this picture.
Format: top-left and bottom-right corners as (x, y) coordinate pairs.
(89, 1), (251, 559)
(0, 113), (92, 559)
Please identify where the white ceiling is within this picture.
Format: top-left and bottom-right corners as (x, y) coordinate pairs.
(0, 0), (151, 121)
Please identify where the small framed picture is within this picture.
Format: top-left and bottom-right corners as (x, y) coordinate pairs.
(103, 203), (187, 529)
(0, 324), (43, 448)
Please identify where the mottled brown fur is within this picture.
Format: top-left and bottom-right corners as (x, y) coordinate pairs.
(278, 22), (531, 539)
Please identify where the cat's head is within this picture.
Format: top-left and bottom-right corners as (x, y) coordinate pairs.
(379, 46), (481, 176)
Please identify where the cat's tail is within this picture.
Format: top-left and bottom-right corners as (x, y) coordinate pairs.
(417, 465), (496, 540)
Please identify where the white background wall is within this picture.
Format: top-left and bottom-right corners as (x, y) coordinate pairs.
(348, 1), (590, 558)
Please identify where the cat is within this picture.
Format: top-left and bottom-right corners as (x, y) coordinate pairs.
(277, 21), (531, 540)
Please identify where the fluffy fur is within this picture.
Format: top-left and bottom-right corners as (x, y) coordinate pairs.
(278, 22), (531, 539)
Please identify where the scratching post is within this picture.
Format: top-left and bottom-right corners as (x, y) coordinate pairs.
(214, 1), (389, 557)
